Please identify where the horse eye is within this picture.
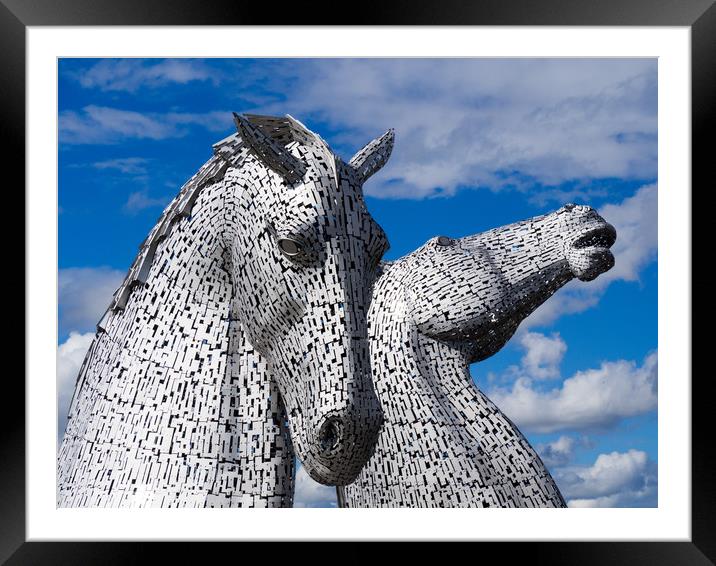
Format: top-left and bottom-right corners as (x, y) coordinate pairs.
(277, 238), (303, 257)
(436, 236), (454, 247)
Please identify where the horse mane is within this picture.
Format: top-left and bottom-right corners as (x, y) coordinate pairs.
(97, 114), (318, 330)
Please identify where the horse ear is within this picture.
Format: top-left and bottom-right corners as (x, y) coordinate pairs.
(349, 129), (395, 183)
(284, 114), (317, 146)
(233, 113), (306, 184)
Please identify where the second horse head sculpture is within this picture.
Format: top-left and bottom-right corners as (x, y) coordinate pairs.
(340, 204), (616, 507)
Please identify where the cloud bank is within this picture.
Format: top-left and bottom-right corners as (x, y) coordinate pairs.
(91, 157), (151, 175)
(76, 59), (218, 93)
(124, 191), (171, 214)
(517, 331), (567, 381)
(557, 450), (657, 508)
(66, 58), (656, 198)
(254, 58), (657, 199)
(488, 351), (657, 434)
(59, 105), (231, 145)
(537, 435), (585, 468)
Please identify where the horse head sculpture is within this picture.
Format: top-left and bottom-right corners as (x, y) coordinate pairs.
(404, 203), (616, 362)
(58, 114), (394, 507)
(224, 114), (393, 484)
(341, 204), (616, 507)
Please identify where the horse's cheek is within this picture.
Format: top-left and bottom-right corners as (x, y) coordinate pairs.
(405, 286), (440, 334)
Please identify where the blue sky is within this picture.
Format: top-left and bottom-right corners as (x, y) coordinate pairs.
(57, 58), (658, 508)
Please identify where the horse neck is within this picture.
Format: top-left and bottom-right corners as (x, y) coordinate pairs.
(369, 271), (531, 455)
(399, 327), (565, 506)
(215, 319), (296, 507)
(369, 276), (475, 429)
(58, 179), (228, 502)
(97, 179), (232, 375)
(366, 287), (558, 502)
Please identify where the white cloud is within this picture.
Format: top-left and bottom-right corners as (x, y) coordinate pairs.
(58, 267), (125, 335)
(59, 105), (232, 144)
(554, 449), (657, 507)
(254, 58), (656, 199)
(91, 157), (151, 175)
(293, 463), (337, 508)
(76, 59), (217, 92)
(124, 191), (171, 214)
(537, 436), (576, 468)
(518, 331), (566, 380)
(60, 106), (176, 144)
(536, 434), (595, 469)
(523, 183), (657, 329)
(57, 332), (95, 441)
(487, 352), (657, 434)
(598, 183), (658, 285)
(487, 331), (566, 386)
(567, 494), (623, 508)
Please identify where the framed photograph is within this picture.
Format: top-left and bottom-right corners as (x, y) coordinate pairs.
(9, 0), (708, 562)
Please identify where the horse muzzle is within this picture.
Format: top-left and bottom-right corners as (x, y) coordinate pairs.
(566, 219), (617, 281)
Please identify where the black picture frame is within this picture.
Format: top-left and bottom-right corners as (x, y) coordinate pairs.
(6, 1), (709, 563)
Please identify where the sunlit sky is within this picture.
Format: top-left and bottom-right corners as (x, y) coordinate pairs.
(58, 58), (658, 508)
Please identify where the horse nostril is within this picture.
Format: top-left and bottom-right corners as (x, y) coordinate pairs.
(318, 417), (343, 454)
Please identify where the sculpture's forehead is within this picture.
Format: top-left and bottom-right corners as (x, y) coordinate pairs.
(272, 159), (382, 241)
(274, 193), (384, 244)
(393, 236), (495, 297)
(401, 212), (562, 265)
(237, 140), (386, 246)
(401, 237), (475, 269)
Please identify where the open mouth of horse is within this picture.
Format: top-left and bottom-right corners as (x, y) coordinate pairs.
(567, 222), (617, 281)
(571, 223), (617, 250)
